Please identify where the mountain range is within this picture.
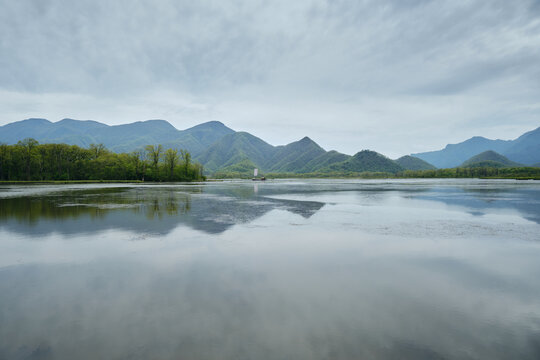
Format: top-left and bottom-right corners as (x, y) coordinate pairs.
(1, 118), (539, 175)
(0, 118), (234, 157)
(413, 127), (540, 167)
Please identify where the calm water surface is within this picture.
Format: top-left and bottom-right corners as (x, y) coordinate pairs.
(1, 179), (540, 359)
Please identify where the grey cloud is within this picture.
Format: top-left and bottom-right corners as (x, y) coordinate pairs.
(2, 0), (537, 96)
(0, 0), (539, 156)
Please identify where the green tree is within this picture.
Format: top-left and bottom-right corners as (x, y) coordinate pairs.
(145, 144), (163, 180)
(180, 149), (191, 178)
(164, 148), (179, 180)
(17, 138), (39, 180)
(89, 143), (107, 159)
(129, 150), (146, 180)
(0, 144), (12, 180)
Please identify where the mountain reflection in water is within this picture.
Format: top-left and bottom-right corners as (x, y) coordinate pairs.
(0, 185), (324, 235)
(0, 179), (540, 360)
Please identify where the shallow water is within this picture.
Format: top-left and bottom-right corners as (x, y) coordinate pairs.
(1, 179), (540, 359)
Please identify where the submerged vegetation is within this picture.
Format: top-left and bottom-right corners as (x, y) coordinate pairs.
(0, 139), (205, 182)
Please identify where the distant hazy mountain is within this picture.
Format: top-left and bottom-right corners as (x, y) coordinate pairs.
(413, 126), (540, 167)
(412, 136), (512, 168)
(326, 150), (404, 173)
(0, 118), (106, 147)
(460, 151), (522, 168)
(503, 127), (540, 165)
(395, 155), (436, 170)
(0, 118), (235, 157)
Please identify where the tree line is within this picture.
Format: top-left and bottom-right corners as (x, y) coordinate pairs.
(211, 167), (540, 180)
(0, 139), (205, 182)
(396, 166), (540, 179)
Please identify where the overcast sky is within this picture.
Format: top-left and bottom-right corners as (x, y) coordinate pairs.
(1, 0), (539, 157)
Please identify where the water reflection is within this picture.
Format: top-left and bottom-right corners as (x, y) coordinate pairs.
(0, 185), (324, 235)
(414, 186), (540, 224)
(1, 180), (540, 360)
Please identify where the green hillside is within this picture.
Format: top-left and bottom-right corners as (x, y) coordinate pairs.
(325, 150), (404, 173)
(396, 155), (436, 170)
(460, 150), (522, 168)
(299, 150), (351, 173)
(0, 118), (235, 158)
(264, 137), (326, 173)
(195, 132), (276, 172)
(212, 159), (258, 178)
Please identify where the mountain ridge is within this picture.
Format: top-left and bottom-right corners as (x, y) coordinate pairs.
(413, 127), (540, 167)
(1, 118), (538, 176)
(0, 118), (235, 157)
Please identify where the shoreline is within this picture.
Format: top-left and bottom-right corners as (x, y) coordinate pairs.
(2, 176), (540, 185)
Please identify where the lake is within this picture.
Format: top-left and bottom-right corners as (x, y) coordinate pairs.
(1, 179), (540, 359)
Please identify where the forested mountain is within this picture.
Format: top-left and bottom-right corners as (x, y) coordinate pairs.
(395, 155), (436, 170)
(412, 126), (540, 167)
(460, 151), (522, 168)
(0, 118), (234, 157)
(264, 137), (326, 173)
(298, 150), (351, 173)
(326, 150), (404, 173)
(0, 118), (107, 147)
(194, 132), (276, 172)
(196, 133), (354, 176)
(1, 118), (539, 176)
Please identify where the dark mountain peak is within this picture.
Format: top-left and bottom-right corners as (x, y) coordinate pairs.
(197, 120), (226, 128)
(515, 126), (540, 140)
(57, 118), (107, 127)
(195, 130), (275, 172)
(205, 131), (272, 148)
(185, 120), (235, 133)
(298, 136), (320, 146)
(263, 136), (325, 173)
(478, 150), (499, 157)
(140, 119), (173, 125)
(123, 119), (177, 130)
(328, 149), (403, 173)
(461, 150), (522, 168)
(286, 136), (324, 150)
(233, 131), (254, 138)
(19, 118), (51, 124)
(353, 149), (381, 157)
(443, 136), (489, 150)
(59, 118), (87, 122)
(396, 155), (436, 170)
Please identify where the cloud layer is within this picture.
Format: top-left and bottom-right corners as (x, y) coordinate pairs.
(1, 0), (539, 156)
